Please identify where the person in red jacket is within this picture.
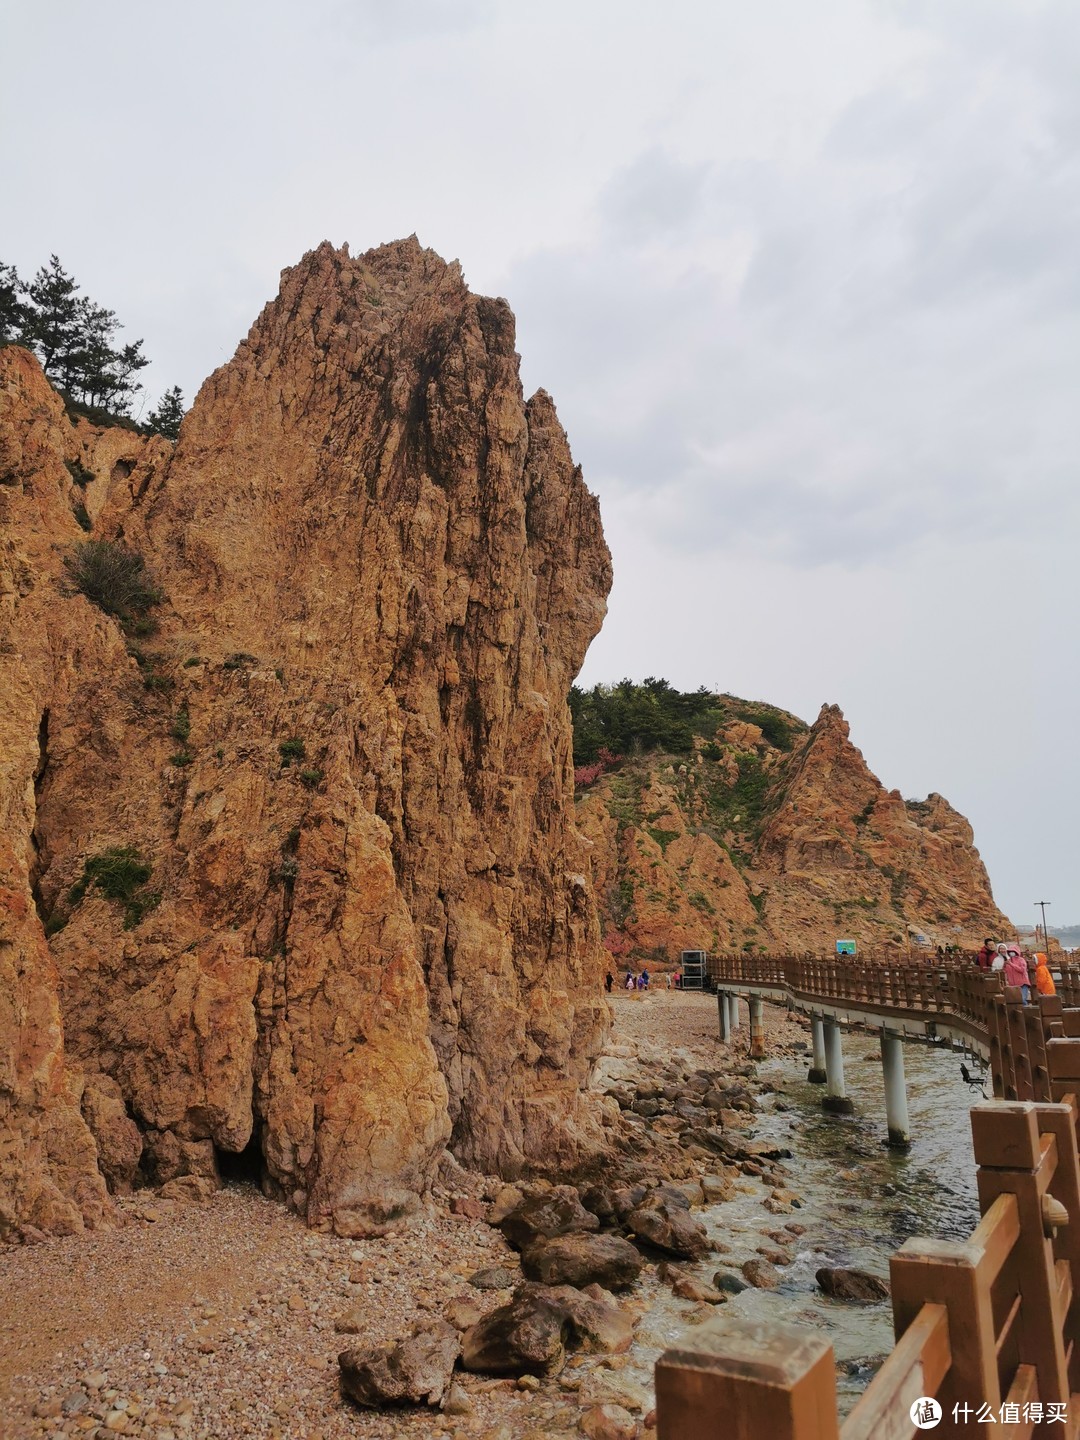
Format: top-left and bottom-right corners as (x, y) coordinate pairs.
(976, 937), (996, 969)
(1003, 948), (1030, 1003)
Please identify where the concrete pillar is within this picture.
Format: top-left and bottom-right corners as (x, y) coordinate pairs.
(822, 1020), (854, 1114)
(728, 995), (740, 1030)
(808, 1017), (827, 1084)
(881, 1029), (911, 1148)
(749, 996), (765, 1059)
(718, 991), (732, 1043)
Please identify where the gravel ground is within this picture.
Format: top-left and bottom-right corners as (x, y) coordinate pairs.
(2, 992), (805, 1440)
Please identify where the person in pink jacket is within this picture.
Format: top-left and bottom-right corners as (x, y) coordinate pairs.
(1003, 948), (1031, 1004)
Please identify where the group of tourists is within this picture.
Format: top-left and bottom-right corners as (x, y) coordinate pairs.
(604, 968), (677, 992)
(975, 937), (1055, 1005)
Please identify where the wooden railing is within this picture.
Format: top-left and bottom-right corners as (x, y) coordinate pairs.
(708, 954), (1080, 1102)
(655, 987), (1080, 1438)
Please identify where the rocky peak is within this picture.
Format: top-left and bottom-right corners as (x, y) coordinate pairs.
(0, 238), (612, 1241)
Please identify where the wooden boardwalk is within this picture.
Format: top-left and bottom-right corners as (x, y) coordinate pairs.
(655, 955), (1080, 1438)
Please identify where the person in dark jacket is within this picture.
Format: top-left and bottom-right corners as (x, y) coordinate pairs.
(976, 938), (996, 970)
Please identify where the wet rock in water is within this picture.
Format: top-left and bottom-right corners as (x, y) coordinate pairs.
(578, 1403), (640, 1440)
(741, 1258), (780, 1290)
(756, 1245), (791, 1267)
(499, 1187), (600, 1250)
(521, 1233), (643, 1291)
(816, 1268), (890, 1302)
(700, 1174), (734, 1204)
(671, 1274), (725, 1304)
(339, 1318), (460, 1408)
(714, 1271), (750, 1295)
(625, 1199), (709, 1260)
(839, 1354), (887, 1378)
(469, 1265), (519, 1290)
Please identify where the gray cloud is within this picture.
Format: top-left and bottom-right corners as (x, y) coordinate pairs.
(509, 9), (1080, 569)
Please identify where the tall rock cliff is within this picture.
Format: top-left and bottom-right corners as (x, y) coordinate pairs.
(0, 238), (612, 1240)
(576, 695), (1009, 960)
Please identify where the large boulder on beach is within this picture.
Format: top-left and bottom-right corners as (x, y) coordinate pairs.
(625, 1198), (709, 1259)
(498, 1186), (600, 1250)
(816, 1267), (890, 1302)
(461, 1286), (572, 1376)
(460, 1282), (632, 1376)
(547, 1284), (635, 1354)
(521, 1233), (644, 1291)
(338, 1318), (460, 1408)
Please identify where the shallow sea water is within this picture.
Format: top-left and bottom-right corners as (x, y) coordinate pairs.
(626, 1026), (983, 1413)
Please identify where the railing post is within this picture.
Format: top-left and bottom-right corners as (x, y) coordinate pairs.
(655, 1317), (840, 1440)
(808, 1016), (827, 1084)
(971, 1102), (1071, 1409)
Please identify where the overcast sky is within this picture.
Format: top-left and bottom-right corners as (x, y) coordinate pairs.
(4, 0), (1076, 927)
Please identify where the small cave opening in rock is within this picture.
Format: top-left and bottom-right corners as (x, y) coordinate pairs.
(216, 1136), (264, 1188)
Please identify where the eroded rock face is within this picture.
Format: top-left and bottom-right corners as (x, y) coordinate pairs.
(579, 700), (1010, 958)
(0, 236), (613, 1238)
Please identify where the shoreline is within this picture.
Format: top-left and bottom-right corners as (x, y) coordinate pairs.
(3, 994), (835, 1440)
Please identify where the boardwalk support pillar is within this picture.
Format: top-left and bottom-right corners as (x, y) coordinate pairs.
(881, 1029), (911, 1147)
(718, 991), (732, 1043)
(749, 996), (766, 1059)
(822, 1020), (854, 1114)
(728, 995), (740, 1031)
(808, 1016), (827, 1084)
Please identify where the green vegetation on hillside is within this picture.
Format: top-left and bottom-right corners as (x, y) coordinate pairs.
(571, 679), (810, 873)
(569, 678), (804, 764)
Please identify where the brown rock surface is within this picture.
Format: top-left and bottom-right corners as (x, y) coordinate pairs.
(0, 236), (613, 1238)
(579, 698), (1010, 961)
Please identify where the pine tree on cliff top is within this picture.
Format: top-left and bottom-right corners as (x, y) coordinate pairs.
(0, 262), (27, 344)
(146, 385), (185, 440)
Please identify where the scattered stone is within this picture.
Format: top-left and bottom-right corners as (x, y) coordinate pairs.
(339, 1318), (461, 1408)
(450, 1195), (487, 1220)
(442, 1382), (475, 1417)
(521, 1234), (643, 1292)
(445, 1296), (489, 1331)
(469, 1266), (518, 1291)
(816, 1268), (891, 1302)
(579, 1403), (640, 1440)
